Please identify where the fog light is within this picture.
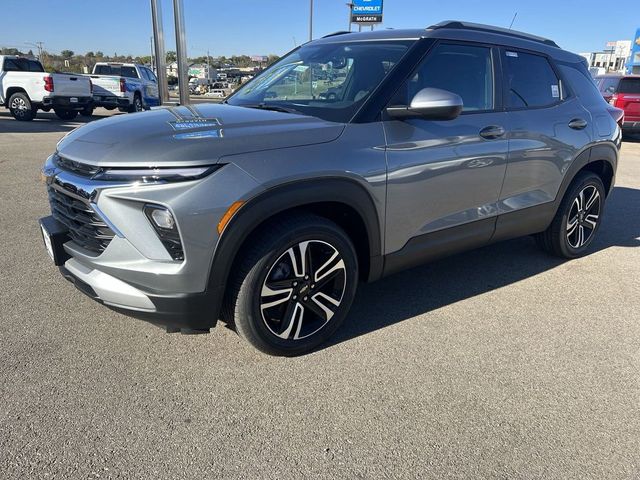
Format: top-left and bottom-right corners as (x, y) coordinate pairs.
(144, 205), (184, 261)
(150, 207), (175, 229)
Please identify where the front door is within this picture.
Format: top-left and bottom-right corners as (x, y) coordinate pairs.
(383, 42), (509, 255)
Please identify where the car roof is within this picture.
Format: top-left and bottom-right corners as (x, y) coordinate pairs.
(314, 20), (582, 64)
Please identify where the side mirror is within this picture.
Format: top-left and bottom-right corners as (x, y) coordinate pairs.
(387, 87), (463, 120)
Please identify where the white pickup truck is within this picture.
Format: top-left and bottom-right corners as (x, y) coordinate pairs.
(86, 62), (159, 114)
(0, 55), (93, 121)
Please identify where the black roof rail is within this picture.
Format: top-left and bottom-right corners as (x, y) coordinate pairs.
(322, 31), (351, 38)
(428, 20), (559, 48)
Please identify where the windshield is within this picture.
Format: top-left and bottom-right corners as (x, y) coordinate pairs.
(227, 40), (412, 122)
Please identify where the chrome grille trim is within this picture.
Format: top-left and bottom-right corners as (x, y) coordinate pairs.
(47, 184), (115, 254)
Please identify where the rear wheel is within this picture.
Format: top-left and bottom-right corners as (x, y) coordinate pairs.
(8, 92), (35, 121)
(536, 172), (605, 258)
(225, 214), (358, 356)
(54, 109), (78, 121)
(128, 94), (143, 113)
(80, 105), (94, 117)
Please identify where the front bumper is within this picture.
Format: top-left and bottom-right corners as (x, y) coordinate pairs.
(42, 96), (92, 109)
(58, 260), (219, 331)
(40, 154), (263, 331)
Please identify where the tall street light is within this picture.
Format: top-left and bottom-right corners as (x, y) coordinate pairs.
(309, 0), (314, 42)
(150, 0), (169, 104)
(173, 0), (190, 105)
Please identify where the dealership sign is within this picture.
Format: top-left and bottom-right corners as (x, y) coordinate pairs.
(351, 0), (383, 24)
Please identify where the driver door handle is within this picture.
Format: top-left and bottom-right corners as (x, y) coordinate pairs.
(479, 125), (505, 139)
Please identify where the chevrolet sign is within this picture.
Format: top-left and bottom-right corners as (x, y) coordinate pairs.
(351, 0), (383, 24)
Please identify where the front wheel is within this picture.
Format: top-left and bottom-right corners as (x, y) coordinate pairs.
(54, 109), (78, 121)
(225, 214), (359, 356)
(536, 171), (605, 258)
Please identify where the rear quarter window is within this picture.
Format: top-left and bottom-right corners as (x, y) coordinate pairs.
(618, 78), (640, 94)
(597, 77), (620, 95)
(559, 64), (608, 108)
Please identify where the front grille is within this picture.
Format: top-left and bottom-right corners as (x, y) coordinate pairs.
(54, 155), (102, 178)
(48, 186), (114, 254)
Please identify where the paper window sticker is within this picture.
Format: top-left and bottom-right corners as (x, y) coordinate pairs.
(551, 85), (560, 98)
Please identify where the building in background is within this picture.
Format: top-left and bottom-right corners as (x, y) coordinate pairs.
(582, 40), (631, 74)
(627, 28), (640, 74)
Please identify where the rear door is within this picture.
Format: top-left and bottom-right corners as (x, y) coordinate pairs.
(384, 41), (509, 254)
(499, 49), (593, 215)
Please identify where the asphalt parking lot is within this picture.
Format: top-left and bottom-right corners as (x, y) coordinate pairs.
(1, 108), (639, 479)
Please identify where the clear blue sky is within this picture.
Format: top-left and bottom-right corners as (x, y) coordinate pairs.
(1, 0), (638, 57)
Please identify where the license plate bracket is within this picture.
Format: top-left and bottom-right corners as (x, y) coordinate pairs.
(39, 216), (71, 266)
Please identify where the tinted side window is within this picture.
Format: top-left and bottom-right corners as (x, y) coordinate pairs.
(393, 43), (494, 111)
(3, 59), (20, 71)
(3, 58), (43, 72)
(597, 77), (620, 95)
(145, 68), (157, 82)
(559, 64), (608, 108)
(140, 68), (151, 81)
(504, 51), (560, 108)
(618, 78), (640, 94)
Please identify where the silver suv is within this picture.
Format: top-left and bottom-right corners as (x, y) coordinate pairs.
(40, 22), (623, 355)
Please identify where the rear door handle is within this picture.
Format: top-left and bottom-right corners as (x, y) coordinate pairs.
(568, 118), (588, 130)
(479, 125), (505, 139)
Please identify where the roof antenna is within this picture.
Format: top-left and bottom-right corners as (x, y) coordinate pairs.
(508, 12), (518, 30)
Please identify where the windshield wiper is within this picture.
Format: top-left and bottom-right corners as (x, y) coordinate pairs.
(241, 103), (304, 115)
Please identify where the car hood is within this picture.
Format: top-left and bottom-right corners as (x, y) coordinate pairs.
(56, 104), (345, 167)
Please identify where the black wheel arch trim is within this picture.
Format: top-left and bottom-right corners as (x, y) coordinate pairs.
(203, 177), (384, 326)
(557, 142), (617, 202)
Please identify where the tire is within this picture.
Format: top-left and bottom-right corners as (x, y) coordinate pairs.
(128, 94), (143, 113)
(8, 92), (35, 121)
(80, 105), (94, 117)
(104, 106), (116, 111)
(54, 109), (78, 121)
(535, 171), (605, 258)
(225, 214), (359, 356)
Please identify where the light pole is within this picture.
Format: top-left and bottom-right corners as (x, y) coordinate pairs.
(346, 3), (353, 32)
(150, 0), (169, 104)
(309, 0), (314, 42)
(173, 0), (190, 105)
(24, 41), (44, 60)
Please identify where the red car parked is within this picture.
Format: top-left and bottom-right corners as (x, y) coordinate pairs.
(595, 75), (640, 133)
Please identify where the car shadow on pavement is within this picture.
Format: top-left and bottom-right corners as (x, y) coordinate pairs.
(324, 185), (640, 350)
(0, 110), (119, 134)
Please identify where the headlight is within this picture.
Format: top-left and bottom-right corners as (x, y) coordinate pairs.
(93, 165), (221, 183)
